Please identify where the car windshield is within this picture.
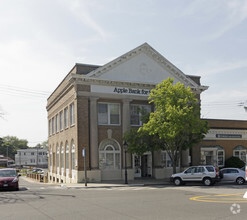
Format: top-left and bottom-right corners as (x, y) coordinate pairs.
(0, 170), (17, 177)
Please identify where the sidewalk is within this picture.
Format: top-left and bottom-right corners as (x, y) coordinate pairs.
(23, 176), (171, 188)
(62, 177), (171, 188)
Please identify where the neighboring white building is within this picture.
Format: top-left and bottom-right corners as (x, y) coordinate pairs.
(15, 148), (48, 168)
(0, 155), (14, 167)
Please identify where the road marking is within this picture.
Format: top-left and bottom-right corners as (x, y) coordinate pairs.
(190, 193), (247, 203)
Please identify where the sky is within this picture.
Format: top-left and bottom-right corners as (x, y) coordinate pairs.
(0, 0), (247, 147)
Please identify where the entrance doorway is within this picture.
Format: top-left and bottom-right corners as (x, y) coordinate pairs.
(134, 154), (152, 178)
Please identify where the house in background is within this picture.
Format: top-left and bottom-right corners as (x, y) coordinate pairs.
(47, 43), (208, 184)
(0, 155), (14, 167)
(15, 148), (48, 168)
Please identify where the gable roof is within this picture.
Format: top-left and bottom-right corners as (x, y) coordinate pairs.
(85, 43), (204, 90)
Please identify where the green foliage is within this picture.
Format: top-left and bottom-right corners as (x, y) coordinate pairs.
(124, 128), (162, 156)
(0, 136), (29, 159)
(142, 78), (209, 173)
(225, 156), (245, 168)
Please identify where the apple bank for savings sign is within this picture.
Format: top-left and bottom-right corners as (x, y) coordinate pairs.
(113, 87), (151, 95)
(91, 85), (151, 96)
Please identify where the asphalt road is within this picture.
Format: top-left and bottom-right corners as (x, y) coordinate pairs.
(1, 177), (247, 219)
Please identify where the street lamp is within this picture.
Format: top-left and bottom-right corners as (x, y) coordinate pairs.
(123, 141), (128, 184)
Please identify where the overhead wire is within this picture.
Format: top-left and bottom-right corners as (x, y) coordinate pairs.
(0, 84), (51, 99)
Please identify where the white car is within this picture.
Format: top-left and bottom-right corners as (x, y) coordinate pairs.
(170, 165), (222, 186)
(220, 168), (245, 185)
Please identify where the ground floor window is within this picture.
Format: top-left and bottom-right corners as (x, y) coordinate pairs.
(161, 151), (180, 168)
(233, 146), (247, 164)
(71, 140), (76, 170)
(200, 146), (224, 167)
(99, 139), (121, 170)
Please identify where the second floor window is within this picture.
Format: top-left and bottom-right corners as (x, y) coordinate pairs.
(64, 107), (69, 129)
(59, 111), (63, 131)
(70, 103), (75, 126)
(130, 105), (151, 126)
(98, 103), (120, 125)
(56, 114), (59, 133)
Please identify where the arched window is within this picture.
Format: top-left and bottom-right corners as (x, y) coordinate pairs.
(49, 146), (52, 171)
(99, 139), (121, 170)
(56, 144), (59, 173)
(66, 142), (69, 170)
(61, 144), (64, 170)
(71, 140), (75, 170)
(233, 146), (247, 163)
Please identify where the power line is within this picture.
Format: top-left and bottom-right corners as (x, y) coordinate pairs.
(0, 84), (51, 99)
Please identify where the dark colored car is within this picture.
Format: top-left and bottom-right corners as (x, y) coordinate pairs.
(0, 168), (20, 190)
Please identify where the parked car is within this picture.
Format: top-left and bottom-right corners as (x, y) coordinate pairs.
(170, 165), (222, 186)
(0, 168), (20, 191)
(220, 168), (246, 185)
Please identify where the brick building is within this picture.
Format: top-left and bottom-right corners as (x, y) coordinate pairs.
(46, 43), (208, 183)
(192, 119), (247, 167)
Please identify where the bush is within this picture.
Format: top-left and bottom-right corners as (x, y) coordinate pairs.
(225, 156), (245, 168)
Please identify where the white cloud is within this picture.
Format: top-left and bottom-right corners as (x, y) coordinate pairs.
(62, 0), (113, 41)
(195, 59), (247, 77)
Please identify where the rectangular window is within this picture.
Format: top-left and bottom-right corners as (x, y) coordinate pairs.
(217, 150), (224, 167)
(64, 107), (69, 129)
(31, 152), (34, 156)
(161, 151), (179, 168)
(130, 105), (151, 126)
(52, 117), (55, 134)
(70, 103), (75, 126)
(59, 111), (63, 131)
(234, 150), (246, 163)
(98, 103), (120, 125)
(56, 114), (59, 133)
(49, 119), (52, 136)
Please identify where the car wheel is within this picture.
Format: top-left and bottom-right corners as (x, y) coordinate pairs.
(203, 177), (212, 186)
(236, 177), (245, 185)
(174, 178), (182, 186)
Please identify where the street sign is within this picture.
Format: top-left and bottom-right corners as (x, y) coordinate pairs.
(82, 149), (86, 157)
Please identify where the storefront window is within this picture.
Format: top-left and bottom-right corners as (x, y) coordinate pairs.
(233, 146), (247, 164)
(217, 150), (224, 166)
(161, 151), (179, 168)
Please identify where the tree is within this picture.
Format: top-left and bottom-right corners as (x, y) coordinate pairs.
(34, 140), (48, 149)
(0, 136), (29, 159)
(142, 78), (209, 173)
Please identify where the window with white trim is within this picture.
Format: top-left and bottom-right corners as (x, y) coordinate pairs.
(130, 105), (151, 126)
(49, 147), (52, 170)
(56, 144), (59, 169)
(59, 111), (63, 131)
(161, 151), (180, 168)
(70, 103), (75, 126)
(49, 119), (52, 136)
(234, 149), (246, 164)
(64, 107), (69, 129)
(217, 150), (224, 167)
(98, 103), (120, 125)
(71, 140), (75, 170)
(52, 117), (55, 134)
(65, 142), (69, 169)
(61, 144), (64, 169)
(56, 114), (59, 133)
(99, 140), (121, 170)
